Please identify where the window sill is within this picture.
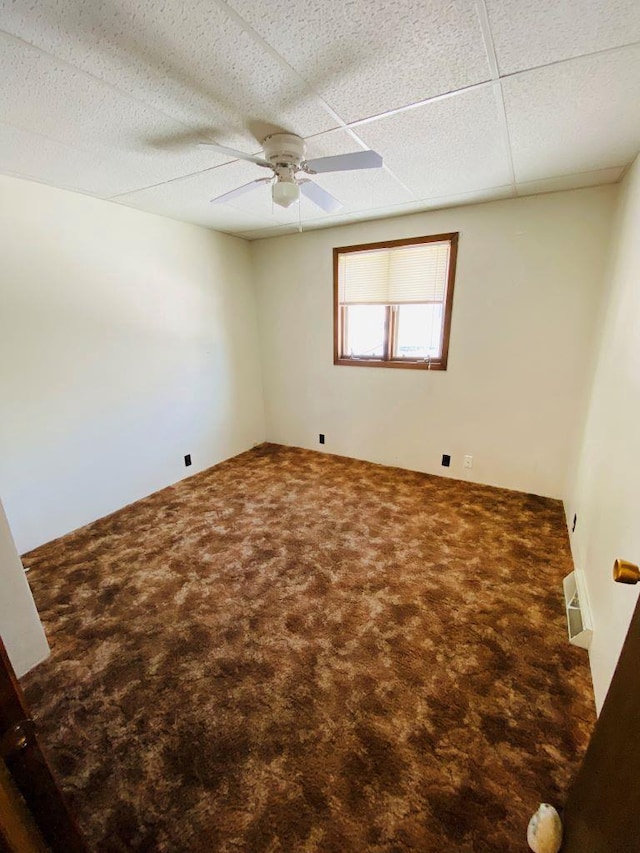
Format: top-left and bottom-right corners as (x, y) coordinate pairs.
(334, 357), (447, 371)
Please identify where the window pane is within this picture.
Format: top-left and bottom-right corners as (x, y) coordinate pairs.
(394, 303), (443, 360)
(345, 305), (385, 357)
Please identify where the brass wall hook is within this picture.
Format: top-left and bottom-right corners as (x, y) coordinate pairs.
(613, 559), (640, 585)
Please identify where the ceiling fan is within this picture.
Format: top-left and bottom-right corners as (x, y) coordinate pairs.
(198, 133), (383, 213)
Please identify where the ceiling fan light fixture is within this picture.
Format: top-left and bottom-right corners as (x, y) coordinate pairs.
(272, 179), (300, 208)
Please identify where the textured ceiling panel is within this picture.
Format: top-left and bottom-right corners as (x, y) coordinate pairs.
(355, 85), (513, 199)
(114, 159), (279, 231)
(302, 130), (413, 211)
(236, 224), (298, 241)
(225, 0), (491, 122)
(486, 0), (640, 76)
(236, 185), (515, 241)
(504, 45), (640, 183)
(515, 167), (625, 197)
(0, 122), (109, 196)
(0, 0), (637, 236)
(118, 157), (323, 227)
(0, 32), (232, 197)
(0, 0), (336, 147)
(296, 186), (514, 231)
(408, 183), (514, 210)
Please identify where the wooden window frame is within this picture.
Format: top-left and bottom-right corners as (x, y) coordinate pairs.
(333, 232), (459, 371)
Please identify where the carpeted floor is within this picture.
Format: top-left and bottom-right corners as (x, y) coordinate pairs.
(20, 444), (594, 852)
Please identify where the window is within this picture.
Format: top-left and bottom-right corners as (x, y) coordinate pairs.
(334, 232), (458, 370)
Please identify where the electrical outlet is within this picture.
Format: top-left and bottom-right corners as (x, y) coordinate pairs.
(184, 454), (192, 467)
(319, 434), (325, 445)
(441, 454), (451, 467)
(464, 455), (473, 469)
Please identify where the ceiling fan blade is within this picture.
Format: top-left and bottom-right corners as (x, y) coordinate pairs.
(210, 178), (272, 204)
(299, 180), (343, 213)
(198, 141), (271, 169)
(304, 150), (383, 174)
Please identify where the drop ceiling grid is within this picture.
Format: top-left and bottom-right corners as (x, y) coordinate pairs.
(214, 0), (500, 199)
(235, 183), (517, 240)
(484, 0), (640, 76)
(102, 0), (509, 213)
(0, 0), (417, 201)
(0, 0), (637, 233)
(0, 31), (247, 198)
(0, 0), (338, 144)
(222, 0), (493, 121)
(207, 0), (428, 201)
(355, 85), (514, 200)
(473, 0), (517, 195)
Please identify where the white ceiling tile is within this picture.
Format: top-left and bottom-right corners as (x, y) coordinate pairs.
(355, 85), (513, 198)
(116, 199), (270, 234)
(302, 129), (413, 211)
(114, 160), (279, 231)
(310, 167), (413, 213)
(486, 0), (640, 75)
(0, 0), (335, 143)
(516, 167), (624, 197)
(237, 224), (300, 240)
(0, 0), (635, 235)
(0, 122), (106, 196)
(299, 209), (411, 232)
(0, 33), (234, 196)
(415, 184), (515, 209)
(238, 185), (515, 239)
(503, 46), (640, 183)
(225, 0), (491, 122)
(300, 185), (515, 226)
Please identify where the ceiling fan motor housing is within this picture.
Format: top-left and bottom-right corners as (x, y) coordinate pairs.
(263, 133), (306, 170)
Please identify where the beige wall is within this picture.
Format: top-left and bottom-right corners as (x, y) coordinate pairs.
(2, 172), (630, 695)
(565, 156), (640, 712)
(0, 175), (265, 553)
(0, 498), (49, 676)
(251, 187), (615, 498)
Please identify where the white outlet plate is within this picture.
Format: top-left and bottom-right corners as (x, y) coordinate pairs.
(464, 455), (473, 468)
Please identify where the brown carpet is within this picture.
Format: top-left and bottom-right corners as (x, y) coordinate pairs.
(20, 444), (594, 852)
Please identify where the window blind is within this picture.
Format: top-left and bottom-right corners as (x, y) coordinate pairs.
(338, 241), (451, 305)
